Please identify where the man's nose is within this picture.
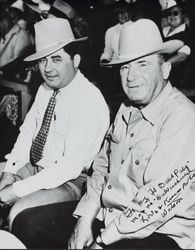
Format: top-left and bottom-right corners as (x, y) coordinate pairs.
(44, 60), (52, 72)
(127, 65), (138, 82)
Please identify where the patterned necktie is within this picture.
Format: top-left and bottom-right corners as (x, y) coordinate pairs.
(30, 90), (59, 165)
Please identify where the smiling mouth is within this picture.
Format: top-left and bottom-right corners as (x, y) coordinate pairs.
(128, 85), (140, 89)
(46, 75), (57, 80)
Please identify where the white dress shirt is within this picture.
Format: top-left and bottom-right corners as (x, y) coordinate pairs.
(4, 70), (110, 197)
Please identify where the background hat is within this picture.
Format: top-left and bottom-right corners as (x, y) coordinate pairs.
(24, 18), (87, 61)
(51, 0), (76, 19)
(24, 0), (51, 14)
(160, 0), (177, 11)
(101, 19), (184, 66)
(11, 0), (24, 11)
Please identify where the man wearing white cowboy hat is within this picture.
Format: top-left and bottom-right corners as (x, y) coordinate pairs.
(0, 17), (109, 230)
(11, 19), (195, 249)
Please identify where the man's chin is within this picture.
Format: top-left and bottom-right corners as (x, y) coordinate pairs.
(45, 81), (60, 89)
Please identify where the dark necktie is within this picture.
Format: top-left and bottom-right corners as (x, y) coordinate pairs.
(30, 90), (59, 165)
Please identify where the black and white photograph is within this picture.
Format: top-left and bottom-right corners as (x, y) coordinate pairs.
(0, 0), (195, 249)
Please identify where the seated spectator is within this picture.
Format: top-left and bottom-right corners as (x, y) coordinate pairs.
(162, 0), (192, 87)
(0, 6), (34, 78)
(0, 18), (109, 231)
(100, 0), (132, 63)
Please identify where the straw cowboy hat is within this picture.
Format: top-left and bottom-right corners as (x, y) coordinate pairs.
(24, 18), (87, 61)
(101, 19), (184, 66)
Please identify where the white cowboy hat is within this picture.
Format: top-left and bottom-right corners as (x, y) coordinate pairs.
(24, 18), (87, 61)
(100, 19), (184, 66)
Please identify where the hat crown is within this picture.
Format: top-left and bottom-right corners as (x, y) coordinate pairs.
(118, 19), (163, 60)
(100, 18), (184, 66)
(165, 0), (177, 10)
(35, 18), (75, 53)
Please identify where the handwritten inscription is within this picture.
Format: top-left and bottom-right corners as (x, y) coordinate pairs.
(124, 161), (195, 224)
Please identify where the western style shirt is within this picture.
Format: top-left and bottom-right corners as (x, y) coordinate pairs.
(75, 82), (195, 249)
(4, 70), (110, 197)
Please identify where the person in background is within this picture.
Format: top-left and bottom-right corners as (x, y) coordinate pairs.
(0, 5), (33, 78)
(162, 0), (192, 87)
(11, 19), (195, 249)
(100, 0), (132, 63)
(0, 18), (109, 230)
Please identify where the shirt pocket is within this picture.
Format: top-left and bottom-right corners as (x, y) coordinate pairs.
(128, 139), (157, 187)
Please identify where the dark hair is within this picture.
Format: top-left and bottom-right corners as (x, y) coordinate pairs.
(63, 42), (80, 58)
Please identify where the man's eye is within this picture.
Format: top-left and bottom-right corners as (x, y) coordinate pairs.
(39, 58), (46, 64)
(53, 58), (61, 63)
(139, 63), (147, 67)
(121, 65), (130, 71)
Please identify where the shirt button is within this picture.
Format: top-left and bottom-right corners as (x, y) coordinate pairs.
(130, 133), (134, 137)
(108, 185), (112, 190)
(135, 160), (140, 165)
(121, 159), (124, 164)
(108, 208), (113, 212)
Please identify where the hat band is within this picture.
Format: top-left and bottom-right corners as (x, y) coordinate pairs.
(36, 39), (74, 52)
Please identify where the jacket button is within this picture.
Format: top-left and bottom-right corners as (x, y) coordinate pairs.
(130, 133), (134, 137)
(121, 159), (124, 164)
(135, 160), (140, 165)
(108, 185), (112, 190)
(108, 208), (113, 212)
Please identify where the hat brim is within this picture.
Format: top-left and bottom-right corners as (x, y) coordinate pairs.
(25, 2), (50, 14)
(100, 39), (184, 66)
(24, 37), (88, 61)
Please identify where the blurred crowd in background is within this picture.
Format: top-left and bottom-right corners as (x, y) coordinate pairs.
(0, 0), (195, 95)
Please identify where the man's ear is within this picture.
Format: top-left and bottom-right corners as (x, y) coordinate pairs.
(162, 61), (171, 80)
(73, 54), (81, 68)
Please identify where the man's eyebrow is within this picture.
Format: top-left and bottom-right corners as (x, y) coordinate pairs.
(51, 55), (62, 59)
(136, 59), (147, 63)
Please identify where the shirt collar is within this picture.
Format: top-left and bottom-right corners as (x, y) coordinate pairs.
(43, 69), (82, 97)
(120, 82), (173, 126)
(58, 69), (82, 96)
(120, 103), (139, 125)
(141, 82), (173, 126)
(165, 23), (186, 37)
